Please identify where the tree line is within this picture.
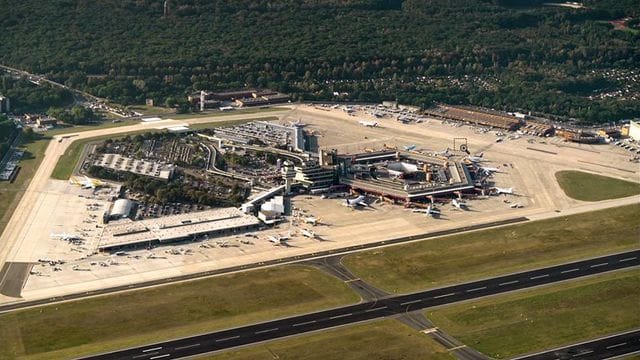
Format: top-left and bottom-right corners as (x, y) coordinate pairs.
(0, 0), (638, 123)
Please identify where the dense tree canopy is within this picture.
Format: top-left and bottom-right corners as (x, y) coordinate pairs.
(0, 0), (638, 123)
(0, 115), (18, 160)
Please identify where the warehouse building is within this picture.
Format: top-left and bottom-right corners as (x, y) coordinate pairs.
(424, 105), (523, 131)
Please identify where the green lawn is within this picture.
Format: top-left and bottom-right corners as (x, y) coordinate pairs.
(169, 106), (287, 120)
(208, 319), (454, 360)
(188, 116), (278, 131)
(0, 265), (360, 360)
(556, 170), (640, 201)
(127, 104), (176, 116)
(427, 269), (640, 359)
(0, 136), (50, 237)
(342, 204), (640, 294)
(46, 118), (139, 136)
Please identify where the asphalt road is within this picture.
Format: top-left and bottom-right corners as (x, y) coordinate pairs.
(81, 249), (640, 360)
(0, 217), (527, 313)
(513, 329), (640, 360)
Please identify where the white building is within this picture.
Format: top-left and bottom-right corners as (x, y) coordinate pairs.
(629, 120), (640, 141)
(0, 95), (10, 113)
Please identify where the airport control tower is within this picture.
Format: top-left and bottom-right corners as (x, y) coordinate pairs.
(281, 160), (296, 194)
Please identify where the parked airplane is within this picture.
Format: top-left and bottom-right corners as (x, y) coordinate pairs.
(344, 195), (369, 208)
(359, 120), (379, 127)
(480, 166), (501, 175)
(303, 216), (320, 225)
(467, 153), (484, 163)
(49, 232), (81, 241)
(268, 232), (292, 246)
(412, 203), (441, 217)
(452, 198), (467, 210)
(404, 144), (417, 151)
(301, 228), (320, 240)
(70, 176), (104, 189)
(493, 187), (514, 195)
(433, 148), (452, 158)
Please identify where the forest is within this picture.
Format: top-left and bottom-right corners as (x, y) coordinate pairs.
(0, 0), (638, 123)
(0, 115), (18, 160)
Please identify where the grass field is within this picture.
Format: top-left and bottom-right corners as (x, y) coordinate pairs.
(342, 204), (640, 294)
(188, 116), (278, 131)
(45, 118), (139, 136)
(427, 269), (640, 359)
(0, 136), (50, 237)
(169, 106), (286, 120)
(127, 105), (176, 116)
(0, 265), (360, 360)
(208, 319), (453, 360)
(555, 170), (640, 201)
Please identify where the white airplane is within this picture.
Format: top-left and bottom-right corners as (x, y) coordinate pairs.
(359, 120), (379, 127)
(480, 166), (500, 175)
(467, 153), (484, 163)
(452, 198), (467, 210)
(433, 148), (452, 158)
(303, 216), (320, 225)
(344, 195), (369, 208)
(404, 144), (417, 151)
(493, 187), (514, 195)
(49, 232), (81, 241)
(411, 203), (441, 217)
(301, 228), (320, 240)
(268, 232), (292, 246)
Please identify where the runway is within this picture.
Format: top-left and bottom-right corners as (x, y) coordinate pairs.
(513, 329), (640, 360)
(80, 249), (640, 360)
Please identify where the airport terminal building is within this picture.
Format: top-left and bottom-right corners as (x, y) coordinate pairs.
(98, 208), (261, 252)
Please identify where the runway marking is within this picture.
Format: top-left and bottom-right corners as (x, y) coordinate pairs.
(590, 262), (608, 268)
(400, 299), (422, 306)
(329, 313), (353, 320)
(293, 320), (317, 327)
(466, 287), (487, 292)
(448, 345), (467, 351)
(572, 350), (594, 357)
(216, 335), (240, 342)
(364, 306), (387, 312)
(620, 257), (637, 262)
(255, 328), (279, 334)
(606, 342), (627, 349)
(143, 347), (163, 353)
(561, 268), (580, 274)
(530, 274), (549, 280)
(150, 355), (170, 360)
(174, 343), (200, 351)
(422, 328), (438, 334)
(499, 280), (519, 286)
(344, 278), (360, 283)
(133, 354), (158, 359)
(433, 292), (456, 299)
